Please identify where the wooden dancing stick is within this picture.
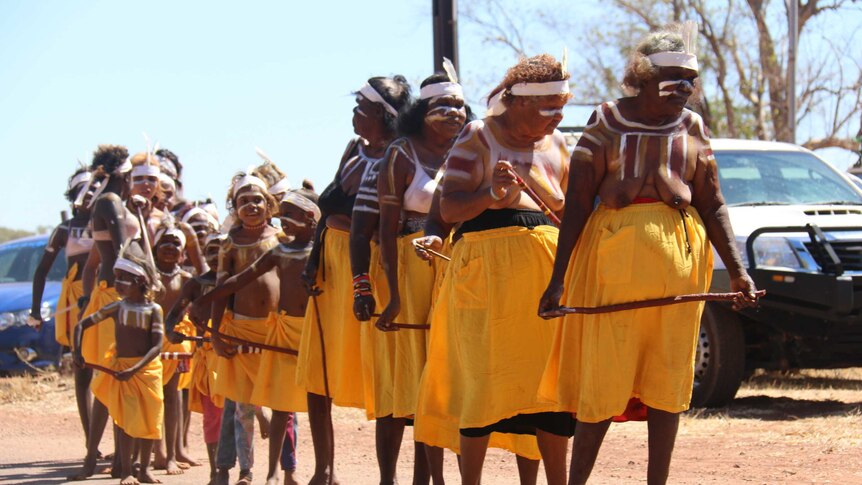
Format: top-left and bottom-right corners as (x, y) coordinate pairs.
(507, 169), (561, 226)
(371, 313), (431, 330)
(160, 351), (194, 360)
(411, 239), (451, 261)
(180, 335), (211, 343)
(83, 362), (118, 377)
(540, 290), (766, 318)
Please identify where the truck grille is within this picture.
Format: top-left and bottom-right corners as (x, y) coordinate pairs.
(804, 240), (862, 272)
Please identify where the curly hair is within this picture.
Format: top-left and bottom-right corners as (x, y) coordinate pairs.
(397, 73), (452, 137)
(368, 75), (413, 133)
(155, 148), (182, 178)
(251, 160), (287, 188)
(224, 172), (279, 220)
(64, 167), (90, 203)
(488, 54), (571, 108)
(130, 151), (159, 167)
(90, 144), (129, 173)
(621, 25), (688, 95)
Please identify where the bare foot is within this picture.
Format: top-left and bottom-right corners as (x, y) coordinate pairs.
(120, 474), (140, 485)
(176, 461), (190, 470)
(176, 450), (202, 467)
(151, 457), (166, 470)
(138, 468), (162, 484)
(265, 476), (280, 485)
(308, 472), (339, 485)
(283, 470), (299, 485)
(67, 455), (97, 481)
(165, 460), (184, 475)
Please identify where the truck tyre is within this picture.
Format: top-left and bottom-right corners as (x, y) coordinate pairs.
(691, 302), (745, 408)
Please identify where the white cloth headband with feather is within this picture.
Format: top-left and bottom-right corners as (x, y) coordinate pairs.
(131, 165), (161, 177)
(268, 177), (291, 196)
(647, 21), (699, 72)
(232, 174), (269, 199)
(114, 257), (150, 282)
(486, 80), (570, 116)
(421, 57), (464, 100)
(358, 83), (399, 117)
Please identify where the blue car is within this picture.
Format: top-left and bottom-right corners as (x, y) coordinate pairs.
(0, 234), (67, 373)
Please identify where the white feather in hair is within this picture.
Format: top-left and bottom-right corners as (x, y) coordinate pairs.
(442, 57), (459, 84)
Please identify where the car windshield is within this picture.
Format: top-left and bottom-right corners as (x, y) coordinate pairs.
(0, 239), (66, 283)
(715, 150), (862, 206)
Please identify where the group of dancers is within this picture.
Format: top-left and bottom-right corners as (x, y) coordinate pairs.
(31, 22), (759, 485)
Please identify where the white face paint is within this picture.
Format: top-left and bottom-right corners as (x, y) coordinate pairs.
(538, 108), (564, 117)
(115, 279), (133, 288)
(283, 216), (307, 227)
(658, 79), (694, 96)
(425, 105), (466, 123)
(237, 201), (260, 213)
(355, 107), (368, 118)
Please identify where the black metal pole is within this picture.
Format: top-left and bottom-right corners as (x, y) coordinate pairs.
(432, 0), (459, 74)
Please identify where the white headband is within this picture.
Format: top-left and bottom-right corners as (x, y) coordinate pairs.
(158, 172), (176, 190)
(115, 158), (133, 175)
(358, 83), (399, 117)
(181, 207), (219, 229)
(156, 155), (178, 178)
(155, 227), (187, 248)
(131, 164), (161, 178)
(419, 82), (464, 100)
(232, 174), (269, 198)
(114, 257), (149, 281)
(648, 52), (699, 72)
(281, 191), (321, 222)
(68, 172), (92, 192)
(486, 80), (570, 116)
(268, 177), (291, 196)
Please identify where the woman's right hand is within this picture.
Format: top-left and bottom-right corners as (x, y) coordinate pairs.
(537, 281), (565, 319)
(413, 236), (443, 262)
(491, 161), (517, 200)
(212, 335), (237, 358)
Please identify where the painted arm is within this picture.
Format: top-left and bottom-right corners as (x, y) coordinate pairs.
(179, 221), (208, 274)
(375, 150), (411, 331)
(115, 305), (164, 381)
(72, 301), (120, 367)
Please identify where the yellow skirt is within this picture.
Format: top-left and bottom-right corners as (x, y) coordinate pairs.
(538, 203), (714, 423)
(361, 232), (433, 420)
(162, 316), (195, 387)
(414, 226), (560, 459)
(296, 227), (365, 409)
(81, 282), (120, 366)
(251, 312), (308, 412)
(213, 311), (268, 404)
(55, 264), (83, 347)
(92, 354), (164, 440)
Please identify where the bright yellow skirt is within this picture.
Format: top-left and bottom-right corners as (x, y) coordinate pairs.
(92, 354), (164, 440)
(361, 232), (433, 420)
(55, 264), (83, 347)
(296, 227), (365, 409)
(213, 311), (268, 404)
(162, 316), (195, 387)
(250, 312), (307, 412)
(81, 281), (120, 366)
(538, 203), (714, 422)
(414, 226), (560, 459)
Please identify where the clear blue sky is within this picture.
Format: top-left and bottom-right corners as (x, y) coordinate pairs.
(1, 0), (857, 231)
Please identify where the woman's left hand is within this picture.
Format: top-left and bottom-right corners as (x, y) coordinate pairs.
(375, 299), (401, 332)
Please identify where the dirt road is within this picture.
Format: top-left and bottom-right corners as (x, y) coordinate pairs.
(1, 369), (861, 484)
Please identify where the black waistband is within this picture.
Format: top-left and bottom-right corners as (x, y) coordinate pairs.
(456, 209), (552, 238)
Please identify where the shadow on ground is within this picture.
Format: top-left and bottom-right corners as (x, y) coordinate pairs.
(689, 395), (862, 420)
(0, 459), (113, 484)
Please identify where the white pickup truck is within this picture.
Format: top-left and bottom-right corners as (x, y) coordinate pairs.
(693, 138), (862, 406)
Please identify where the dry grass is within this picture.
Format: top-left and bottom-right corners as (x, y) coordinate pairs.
(0, 372), (70, 406)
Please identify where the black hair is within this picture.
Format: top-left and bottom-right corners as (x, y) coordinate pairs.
(155, 148), (182, 179)
(64, 167), (89, 203)
(396, 73), (453, 137)
(90, 144), (129, 173)
(368, 75), (413, 133)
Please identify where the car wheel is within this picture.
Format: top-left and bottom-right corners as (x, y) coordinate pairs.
(691, 302), (745, 408)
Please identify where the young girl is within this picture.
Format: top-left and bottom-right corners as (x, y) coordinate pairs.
(166, 232), (226, 485)
(193, 191), (319, 485)
(72, 243), (164, 485)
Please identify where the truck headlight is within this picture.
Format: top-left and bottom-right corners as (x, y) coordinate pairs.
(40, 303), (53, 321)
(737, 236), (805, 270)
